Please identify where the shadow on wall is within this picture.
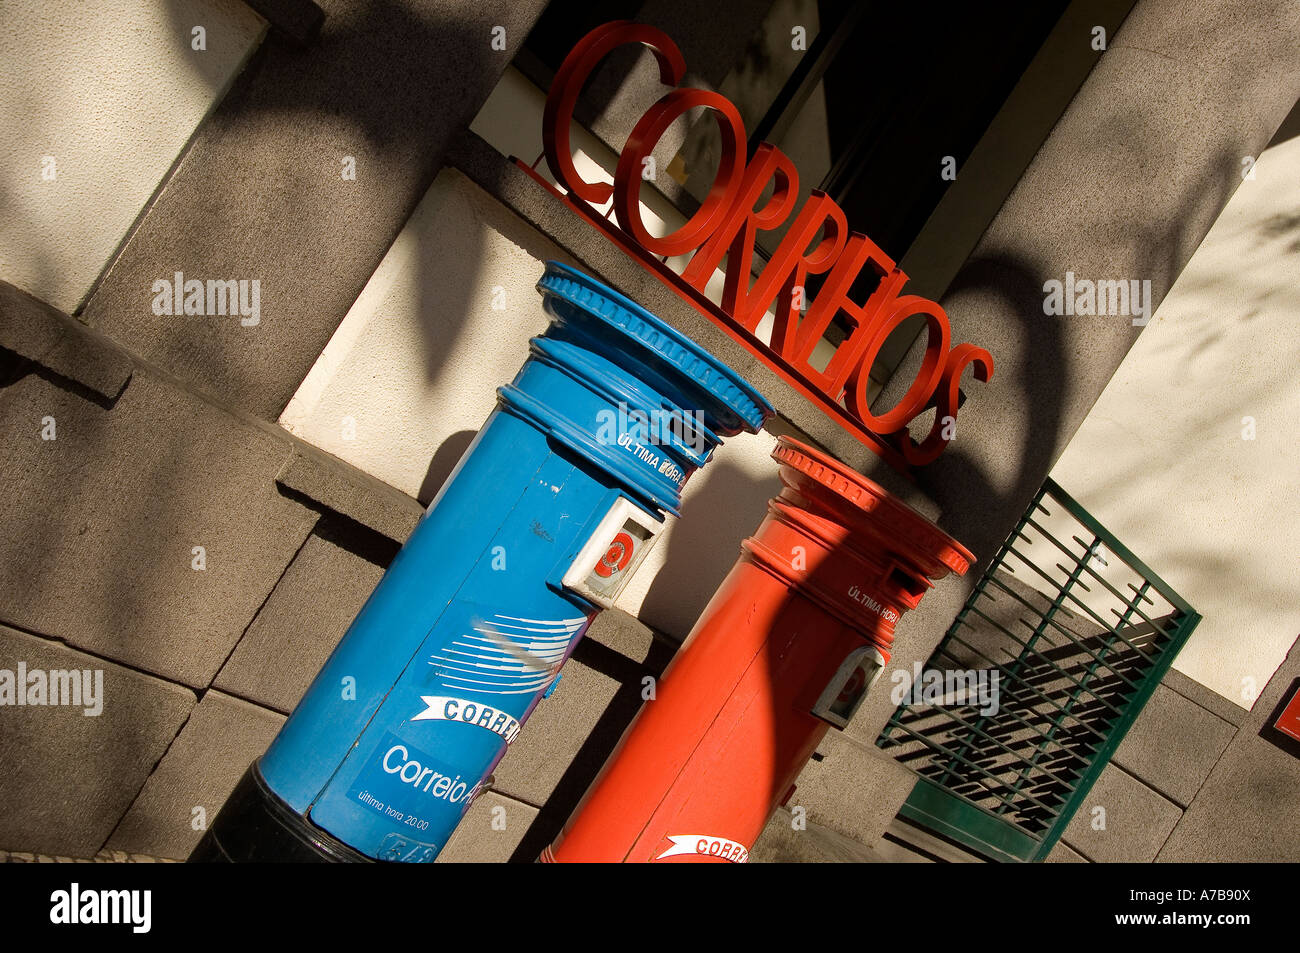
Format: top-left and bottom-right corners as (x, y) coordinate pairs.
(921, 139), (1248, 562)
(0, 0), (533, 858)
(0, 0), (525, 647)
(508, 621), (680, 861)
(419, 429), (478, 505)
(0, 0), (568, 675)
(638, 459), (782, 641)
(405, 161), (577, 426)
(1046, 147), (1300, 519)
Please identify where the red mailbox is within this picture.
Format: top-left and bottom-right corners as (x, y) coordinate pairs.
(542, 436), (974, 863)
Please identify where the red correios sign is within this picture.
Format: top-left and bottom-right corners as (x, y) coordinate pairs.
(521, 20), (993, 470)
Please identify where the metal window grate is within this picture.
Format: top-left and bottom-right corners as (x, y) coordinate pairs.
(876, 478), (1201, 862)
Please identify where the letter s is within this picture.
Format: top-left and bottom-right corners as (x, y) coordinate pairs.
(900, 343), (993, 466)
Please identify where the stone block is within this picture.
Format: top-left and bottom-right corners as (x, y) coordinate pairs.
(1045, 841), (1088, 863)
(214, 520), (390, 713)
(0, 281), (132, 401)
(105, 691), (284, 860)
(788, 731), (922, 849)
(0, 365), (317, 685)
(437, 790), (537, 863)
(1062, 763), (1181, 862)
(275, 444), (424, 544)
(0, 625), (195, 858)
(1112, 684), (1236, 806)
(752, 807), (885, 863)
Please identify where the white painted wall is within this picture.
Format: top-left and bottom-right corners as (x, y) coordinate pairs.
(0, 0), (265, 313)
(279, 167), (783, 641)
(280, 168), (565, 498)
(1049, 133), (1300, 709)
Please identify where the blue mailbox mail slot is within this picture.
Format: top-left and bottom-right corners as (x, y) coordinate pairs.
(190, 262), (773, 863)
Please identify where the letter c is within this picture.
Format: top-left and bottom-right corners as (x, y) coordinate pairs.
(543, 21), (685, 206)
(382, 745), (408, 773)
(444, 699), (459, 719)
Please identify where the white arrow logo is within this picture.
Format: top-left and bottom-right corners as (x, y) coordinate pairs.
(656, 835), (749, 863)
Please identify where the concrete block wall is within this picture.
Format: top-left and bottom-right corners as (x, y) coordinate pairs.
(1156, 643), (1300, 862)
(1054, 673), (1242, 862)
(1052, 649), (1300, 863)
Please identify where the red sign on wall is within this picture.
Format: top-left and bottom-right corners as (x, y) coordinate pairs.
(1276, 685), (1300, 743)
(519, 21), (993, 470)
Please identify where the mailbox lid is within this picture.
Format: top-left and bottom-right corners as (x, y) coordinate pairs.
(536, 261), (774, 436)
(772, 436), (974, 578)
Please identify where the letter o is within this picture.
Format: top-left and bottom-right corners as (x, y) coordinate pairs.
(462, 704), (477, 723)
(399, 760), (422, 783)
(613, 88), (746, 257)
(845, 296), (951, 434)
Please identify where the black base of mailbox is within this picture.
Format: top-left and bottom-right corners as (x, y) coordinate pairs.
(189, 761), (373, 863)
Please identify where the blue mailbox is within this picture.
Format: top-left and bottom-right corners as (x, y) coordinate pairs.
(192, 262), (772, 863)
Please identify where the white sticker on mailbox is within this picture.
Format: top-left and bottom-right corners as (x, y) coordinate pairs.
(657, 835), (749, 863)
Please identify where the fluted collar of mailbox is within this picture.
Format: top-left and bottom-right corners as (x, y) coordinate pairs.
(772, 437), (975, 578)
(536, 262), (773, 434)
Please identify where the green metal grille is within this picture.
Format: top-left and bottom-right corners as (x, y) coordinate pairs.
(877, 477), (1201, 862)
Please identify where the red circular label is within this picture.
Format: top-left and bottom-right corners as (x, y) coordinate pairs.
(836, 666), (866, 705)
(594, 531), (635, 578)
